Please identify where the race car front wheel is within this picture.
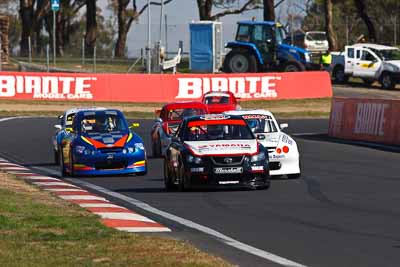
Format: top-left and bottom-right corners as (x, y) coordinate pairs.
(60, 151), (67, 177)
(164, 160), (175, 190)
(69, 150), (75, 177)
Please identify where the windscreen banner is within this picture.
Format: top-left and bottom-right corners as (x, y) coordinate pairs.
(329, 97), (400, 145)
(0, 71), (332, 102)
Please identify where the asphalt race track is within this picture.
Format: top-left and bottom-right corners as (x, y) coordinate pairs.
(1, 117), (400, 267)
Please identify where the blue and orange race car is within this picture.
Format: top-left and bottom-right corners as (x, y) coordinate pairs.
(59, 109), (147, 177)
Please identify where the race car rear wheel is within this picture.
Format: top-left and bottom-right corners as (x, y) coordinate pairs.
(177, 160), (186, 192)
(54, 149), (59, 165)
(152, 136), (162, 158)
(69, 150), (75, 177)
(60, 151), (67, 177)
(164, 160), (175, 190)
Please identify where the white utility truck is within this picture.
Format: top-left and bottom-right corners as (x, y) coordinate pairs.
(332, 43), (400, 89)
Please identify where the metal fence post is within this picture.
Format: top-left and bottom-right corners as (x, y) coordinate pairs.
(46, 44), (50, 72)
(394, 16), (397, 46)
(93, 45), (96, 73)
(28, 36), (32, 63)
(0, 41), (2, 72)
(82, 38), (85, 65)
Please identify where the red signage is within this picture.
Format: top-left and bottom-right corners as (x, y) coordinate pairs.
(329, 97), (400, 145)
(0, 71), (332, 102)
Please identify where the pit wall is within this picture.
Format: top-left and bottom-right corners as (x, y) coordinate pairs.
(329, 97), (400, 145)
(0, 71), (332, 102)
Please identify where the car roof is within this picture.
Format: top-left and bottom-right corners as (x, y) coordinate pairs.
(224, 109), (274, 117)
(163, 101), (208, 110)
(350, 43), (399, 50)
(238, 20), (275, 26)
(64, 107), (106, 116)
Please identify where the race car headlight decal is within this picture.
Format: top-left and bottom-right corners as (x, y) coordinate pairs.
(187, 155), (202, 164)
(75, 145), (88, 155)
(251, 153), (265, 162)
(123, 147), (135, 153)
(134, 143), (145, 150)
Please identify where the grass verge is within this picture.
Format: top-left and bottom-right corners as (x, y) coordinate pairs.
(0, 172), (231, 266)
(0, 98), (332, 119)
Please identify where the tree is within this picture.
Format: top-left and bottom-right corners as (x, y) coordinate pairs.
(85, 0), (97, 56)
(324, 0), (338, 50)
(196, 0), (261, 21)
(263, 0), (274, 21)
(353, 0), (376, 42)
(111, 0), (174, 58)
(19, 0), (34, 56)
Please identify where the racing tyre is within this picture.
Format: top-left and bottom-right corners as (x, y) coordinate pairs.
(152, 137), (161, 158)
(333, 65), (348, 84)
(223, 50), (258, 73)
(380, 72), (396, 90)
(164, 160), (175, 190)
(177, 160), (186, 192)
(69, 150), (75, 177)
(282, 61), (306, 72)
(54, 149), (59, 165)
(59, 152), (67, 177)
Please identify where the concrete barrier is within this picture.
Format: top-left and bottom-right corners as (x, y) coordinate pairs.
(329, 97), (400, 145)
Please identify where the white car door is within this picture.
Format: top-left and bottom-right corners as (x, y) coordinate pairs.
(344, 46), (356, 75)
(353, 49), (381, 78)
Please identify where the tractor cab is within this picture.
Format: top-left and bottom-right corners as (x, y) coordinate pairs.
(223, 21), (311, 73)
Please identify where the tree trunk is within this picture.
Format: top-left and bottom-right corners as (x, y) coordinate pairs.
(85, 0), (97, 57)
(19, 0), (34, 56)
(114, 0), (129, 57)
(197, 0), (212, 20)
(324, 0), (338, 50)
(56, 11), (64, 56)
(354, 0), (377, 42)
(263, 0), (275, 21)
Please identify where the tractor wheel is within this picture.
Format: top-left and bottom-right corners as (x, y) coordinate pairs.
(282, 61), (306, 72)
(223, 50), (258, 73)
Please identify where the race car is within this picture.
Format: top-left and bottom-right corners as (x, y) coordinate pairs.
(151, 102), (208, 157)
(59, 109), (147, 176)
(202, 91), (241, 114)
(53, 107), (105, 164)
(225, 109), (301, 179)
(163, 114), (270, 191)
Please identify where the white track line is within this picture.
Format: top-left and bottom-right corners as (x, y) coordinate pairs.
(23, 176), (60, 181)
(44, 188), (88, 192)
(33, 182), (79, 187)
(116, 227), (171, 233)
(58, 195), (108, 201)
(94, 212), (155, 222)
(67, 178), (308, 267)
(79, 203), (127, 208)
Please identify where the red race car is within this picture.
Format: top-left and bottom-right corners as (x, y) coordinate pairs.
(202, 91), (241, 114)
(151, 102), (209, 157)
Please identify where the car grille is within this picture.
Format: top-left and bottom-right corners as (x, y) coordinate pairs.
(98, 147), (124, 154)
(95, 161), (126, 170)
(211, 156), (244, 166)
(269, 162), (281, 170)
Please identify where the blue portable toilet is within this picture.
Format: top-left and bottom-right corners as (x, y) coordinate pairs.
(190, 21), (223, 73)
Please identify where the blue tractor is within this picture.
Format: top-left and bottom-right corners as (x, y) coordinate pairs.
(223, 21), (313, 73)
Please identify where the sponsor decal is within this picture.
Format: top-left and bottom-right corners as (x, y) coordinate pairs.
(200, 114), (230, 120)
(218, 180), (240, 185)
(271, 154), (285, 159)
(281, 135), (293, 145)
(330, 101), (344, 135)
(176, 76), (280, 99)
(242, 114), (272, 120)
(251, 166), (264, 171)
(197, 143), (252, 153)
(354, 103), (388, 136)
(0, 75), (96, 99)
(214, 167), (243, 174)
(190, 167), (205, 173)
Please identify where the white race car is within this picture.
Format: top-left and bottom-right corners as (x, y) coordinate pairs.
(225, 110), (301, 178)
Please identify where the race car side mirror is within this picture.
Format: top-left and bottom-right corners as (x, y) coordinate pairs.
(129, 123), (140, 128)
(54, 124), (62, 130)
(280, 123), (288, 130)
(256, 134), (266, 140)
(65, 127), (74, 133)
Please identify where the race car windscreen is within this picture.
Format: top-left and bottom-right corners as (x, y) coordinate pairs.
(243, 115), (278, 133)
(204, 95), (230, 104)
(168, 108), (206, 121)
(184, 119), (254, 141)
(79, 111), (128, 135)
